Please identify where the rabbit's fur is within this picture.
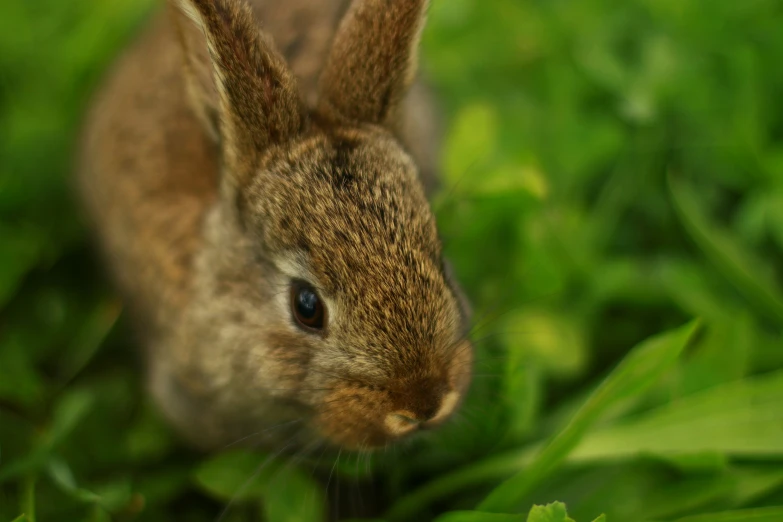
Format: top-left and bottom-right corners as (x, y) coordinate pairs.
(78, 0), (472, 450)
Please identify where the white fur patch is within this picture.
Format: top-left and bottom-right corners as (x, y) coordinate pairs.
(429, 390), (459, 424)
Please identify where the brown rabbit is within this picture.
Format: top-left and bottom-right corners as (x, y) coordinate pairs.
(78, 0), (473, 451)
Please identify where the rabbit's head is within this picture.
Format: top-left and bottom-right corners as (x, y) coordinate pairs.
(173, 0), (472, 450)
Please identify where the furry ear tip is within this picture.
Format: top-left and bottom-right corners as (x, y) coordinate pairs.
(172, 0), (203, 26)
(316, 0), (431, 125)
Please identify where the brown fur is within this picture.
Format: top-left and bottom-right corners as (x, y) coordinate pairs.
(78, 0), (471, 451)
(318, 0), (428, 125)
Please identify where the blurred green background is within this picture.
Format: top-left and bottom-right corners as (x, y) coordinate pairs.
(2, 0), (783, 521)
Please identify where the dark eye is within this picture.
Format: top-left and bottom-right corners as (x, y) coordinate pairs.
(290, 280), (326, 332)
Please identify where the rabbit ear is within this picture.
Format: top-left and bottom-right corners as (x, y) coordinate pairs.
(317, 0), (429, 126)
(172, 0), (304, 184)
(170, 3), (220, 140)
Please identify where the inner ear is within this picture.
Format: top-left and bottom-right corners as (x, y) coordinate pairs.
(173, 0), (304, 189)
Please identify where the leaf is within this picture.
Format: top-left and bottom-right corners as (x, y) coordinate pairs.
(631, 474), (733, 521)
(86, 505), (112, 522)
(0, 335), (45, 408)
(20, 475), (35, 522)
(386, 322), (700, 521)
(668, 173), (783, 324)
(0, 449), (49, 485)
(526, 502), (574, 522)
(732, 467), (783, 506)
(125, 401), (176, 462)
(47, 458), (101, 504)
(0, 222), (45, 308)
(57, 300), (122, 387)
(435, 512), (526, 522)
(432, 502), (606, 522)
(9, 515), (29, 522)
(46, 388), (96, 449)
(503, 309), (588, 378)
(260, 466), (326, 522)
(93, 479), (133, 513)
(134, 466), (192, 508)
(478, 320), (700, 513)
(677, 313), (753, 395)
(656, 259), (738, 323)
(526, 461), (734, 521)
(435, 504), (603, 522)
(504, 353), (542, 438)
(0, 388), (97, 485)
(0, 387), (102, 486)
(47, 458), (132, 512)
(672, 507), (783, 522)
(659, 452), (728, 473)
(569, 369), (783, 462)
(441, 103), (499, 188)
(195, 449), (325, 521)
(385, 449), (537, 521)
(194, 450), (270, 501)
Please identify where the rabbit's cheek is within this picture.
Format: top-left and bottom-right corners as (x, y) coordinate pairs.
(315, 384), (391, 449)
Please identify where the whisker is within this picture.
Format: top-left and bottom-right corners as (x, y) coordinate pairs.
(325, 447), (342, 494)
(351, 439), (369, 517)
(325, 448), (343, 520)
(286, 438), (322, 471)
(468, 288), (565, 338)
(307, 442), (331, 484)
(432, 158), (482, 216)
(221, 418), (304, 449)
(215, 441), (293, 522)
(364, 444), (373, 477)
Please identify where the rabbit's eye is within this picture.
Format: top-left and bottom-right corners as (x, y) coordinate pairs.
(290, 280), (326, 332)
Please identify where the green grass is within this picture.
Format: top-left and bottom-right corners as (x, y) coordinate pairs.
(2, 0), (783, 521)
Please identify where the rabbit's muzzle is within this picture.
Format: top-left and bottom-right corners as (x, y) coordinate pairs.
(313, 340), (472, 449)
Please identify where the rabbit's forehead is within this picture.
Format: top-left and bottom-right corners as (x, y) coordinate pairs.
(268, 191), (463, 356)
(252, 130), (443, 275)
(248, 131), (464, 346)
(314, 244), (462, 359)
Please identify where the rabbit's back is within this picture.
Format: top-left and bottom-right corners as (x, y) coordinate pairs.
(79, 13), (219, 337)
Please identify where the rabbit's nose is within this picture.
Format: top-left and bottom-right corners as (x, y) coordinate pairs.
(384, 390), (461, 437)
(426, 390), (460, 424)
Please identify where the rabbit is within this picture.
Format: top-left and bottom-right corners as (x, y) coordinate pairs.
(77, 0), (473, 452)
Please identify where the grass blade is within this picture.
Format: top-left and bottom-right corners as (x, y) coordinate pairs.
(477, 320), (700, 513)
(569, 369), (783, 461)
(435, 514), (525, 522)
(672, 507), (783, 522)
(668, 173), (783, 324)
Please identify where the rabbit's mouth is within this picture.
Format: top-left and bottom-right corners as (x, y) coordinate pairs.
(313, 386), (459, 449)
(312, 340), (473, 450)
